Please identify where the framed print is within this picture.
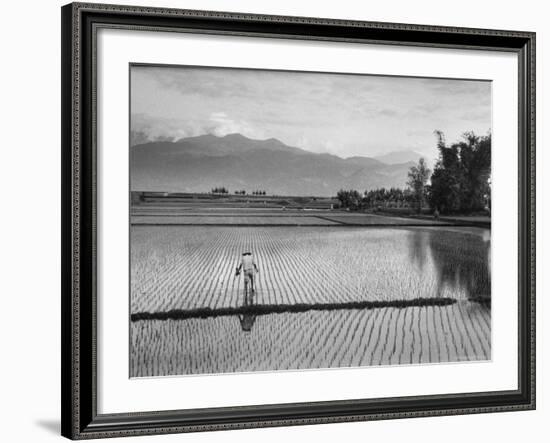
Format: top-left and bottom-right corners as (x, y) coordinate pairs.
(61, 2), (536, 439)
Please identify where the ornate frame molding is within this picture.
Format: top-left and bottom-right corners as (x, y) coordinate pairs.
(61, 2), (535, 439)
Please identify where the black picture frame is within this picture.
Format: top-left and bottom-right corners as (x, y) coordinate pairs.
(61, 2), (536, 439)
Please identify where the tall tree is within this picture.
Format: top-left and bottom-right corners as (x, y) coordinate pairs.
(429, 131), (491, 213)
(407, 158), (431, 213)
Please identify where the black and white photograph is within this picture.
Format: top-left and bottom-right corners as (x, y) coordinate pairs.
(1, 0), (544, 441)
(129, 65), (492, 377)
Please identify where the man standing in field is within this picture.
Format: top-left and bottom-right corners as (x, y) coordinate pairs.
(235, 252), (259, 296)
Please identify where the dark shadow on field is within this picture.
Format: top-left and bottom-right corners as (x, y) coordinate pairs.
(131, 297), (457, 322)
(408, 229), (491, 302)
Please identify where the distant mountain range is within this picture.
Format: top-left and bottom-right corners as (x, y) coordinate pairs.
(374, 150), (423, 165)
(130, 133), (419, 196)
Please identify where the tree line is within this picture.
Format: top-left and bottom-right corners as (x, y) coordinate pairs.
(336, 131), (491, 215)
(211, 187), (267, 196)
(211, 187), (229, 194)
(235, 190), (266, 195)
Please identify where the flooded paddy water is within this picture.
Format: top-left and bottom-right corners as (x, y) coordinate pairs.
(130, 222), (491, 377)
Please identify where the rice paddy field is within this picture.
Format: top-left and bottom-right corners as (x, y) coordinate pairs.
(130, 206), (491, 377)
(131, 304), (490, 377)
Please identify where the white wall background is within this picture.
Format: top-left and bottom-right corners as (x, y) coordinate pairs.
(0, 0), (546, 441)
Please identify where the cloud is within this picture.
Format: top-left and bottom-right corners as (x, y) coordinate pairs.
(130, 66), (492, 158)
(130, 131), (150, 146)
(459, 108), (491, 121)
(130, 113), (202, 142)
(206, 112), (265, 138)
(379, 108), (400, 117)
(130, 112), (266, 144)
(407, 129), (430, 137)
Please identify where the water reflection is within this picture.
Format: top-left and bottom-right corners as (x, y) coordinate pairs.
(237, 290), (257, 332)
(233, 228), (490, 334)
(408, 228), (491, 301)
(408, 229), (430, 271)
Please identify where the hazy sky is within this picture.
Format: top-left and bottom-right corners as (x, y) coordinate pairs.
(130, 65), (491, 162)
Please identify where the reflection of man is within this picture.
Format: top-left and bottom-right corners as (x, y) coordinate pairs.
(238, 284), (257, 332)
(235, 252), (259, 294)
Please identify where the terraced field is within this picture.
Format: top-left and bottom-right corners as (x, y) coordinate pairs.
(130, 224), (491, 376)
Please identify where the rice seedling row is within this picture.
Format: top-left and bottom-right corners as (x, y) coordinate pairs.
(130, 302), (490, 376)
(132, 226), (489, 315)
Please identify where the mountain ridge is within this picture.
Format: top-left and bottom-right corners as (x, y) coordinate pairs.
(130, 133), (415, 196)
